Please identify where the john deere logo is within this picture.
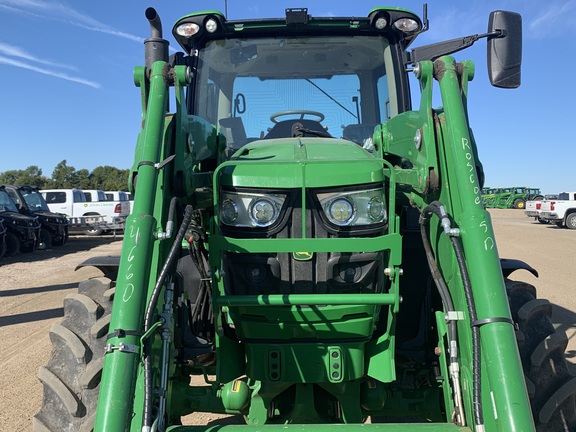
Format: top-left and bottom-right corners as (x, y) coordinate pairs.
(293, 252), (313, 261)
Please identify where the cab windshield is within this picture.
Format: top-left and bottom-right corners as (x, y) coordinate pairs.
(193, 35), (399, 151)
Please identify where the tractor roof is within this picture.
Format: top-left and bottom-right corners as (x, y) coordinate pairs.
(172, 7), (423, 55)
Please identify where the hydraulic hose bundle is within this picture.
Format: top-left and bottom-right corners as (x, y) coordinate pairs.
(419, 201), (483, 430)
(143, 204), (194, 431)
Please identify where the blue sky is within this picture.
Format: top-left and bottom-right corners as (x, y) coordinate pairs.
(0, 0), (574, 194)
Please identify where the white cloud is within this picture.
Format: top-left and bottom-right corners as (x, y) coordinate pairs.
(0, 0), (143, 87)
(0, 0), (144, 43)
(0, 54), (100, 88)
(0, 42), (78, 71)
(528, 0), (576, 37)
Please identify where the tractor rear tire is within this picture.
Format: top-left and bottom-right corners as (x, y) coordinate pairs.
(33, 277), (114, 432)
(507, 279), (576, 431)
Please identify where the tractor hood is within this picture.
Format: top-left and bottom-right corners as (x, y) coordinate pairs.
(221, 138), (384, 189)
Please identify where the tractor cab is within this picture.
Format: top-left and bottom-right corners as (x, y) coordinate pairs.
(172, 8), (423, 158)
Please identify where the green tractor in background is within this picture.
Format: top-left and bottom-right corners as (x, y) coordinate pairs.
(481, 187), (498, 208)
(495, 187), (543, 209)
(35, 5), (576, 432)
(483, 187), (543, 209)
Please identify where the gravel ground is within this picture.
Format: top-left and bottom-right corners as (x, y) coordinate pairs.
(0, 209), (574, 430)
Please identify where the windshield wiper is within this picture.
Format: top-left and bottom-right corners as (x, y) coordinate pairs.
(305, 79), (358, 119)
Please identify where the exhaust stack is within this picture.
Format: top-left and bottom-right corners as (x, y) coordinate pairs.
(144, 7), (169, 68)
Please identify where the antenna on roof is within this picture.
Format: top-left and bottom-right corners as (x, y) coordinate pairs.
(421, 3), (429, 34)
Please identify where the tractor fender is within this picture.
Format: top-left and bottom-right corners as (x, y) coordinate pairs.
(75, 255), (121, 278)
(500, 258), (538, 278)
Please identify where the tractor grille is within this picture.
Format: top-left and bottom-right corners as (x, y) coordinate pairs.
(222, 192), (384, 296)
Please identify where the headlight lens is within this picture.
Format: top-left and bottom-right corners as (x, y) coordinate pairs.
(393, 18), (420, 33)
(221, 199), (239, 225)
(328, 198), (354, 225)
(318, 187), (387, 226)
(250, 198), (277, 226)
(176, 22), (200, 37)
(220, 191), (286, 228)
(205, 18), (218, 33)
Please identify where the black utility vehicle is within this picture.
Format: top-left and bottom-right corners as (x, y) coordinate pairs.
(3, 185), (69, 248)
(0, 186), (41, 256)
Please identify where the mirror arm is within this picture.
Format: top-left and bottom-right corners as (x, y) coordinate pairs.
(408, 29), (503, 65)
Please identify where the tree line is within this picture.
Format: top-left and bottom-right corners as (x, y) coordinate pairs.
(0, 160), (130, 191)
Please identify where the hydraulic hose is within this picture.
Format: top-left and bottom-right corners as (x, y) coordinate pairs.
(421, 201), (482, 428)
(449, 234), (483, 429)
(143, 204), (194, 431)
(188, 241), (213, 340)
(419, 205), (464, 426)
(157, 197), (179, 240)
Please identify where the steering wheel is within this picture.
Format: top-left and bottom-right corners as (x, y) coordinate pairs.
(270, 110), (325, 124)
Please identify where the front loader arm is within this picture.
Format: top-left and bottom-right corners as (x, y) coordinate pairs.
(432, 56), (533, 430)
(379, 56), (534, 431)
(95, 61), (172, 432)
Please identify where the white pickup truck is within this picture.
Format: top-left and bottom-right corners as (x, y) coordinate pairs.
(524, 194), (558, 224)
(41, 188), (130, 235)
(539, 191), (576, 229)
(105, 190), (132, 215)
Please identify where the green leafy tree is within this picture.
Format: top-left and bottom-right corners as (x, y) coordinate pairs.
(76, 169), (92, 189)
(0, 166), (50, 187)
(1, 162), (130, 191)
(51, 160), (79, 188)
(90, 166), (129, 191)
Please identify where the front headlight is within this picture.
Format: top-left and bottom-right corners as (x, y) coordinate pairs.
(220, 191), (287, 228)
(318, 187), (387, 226)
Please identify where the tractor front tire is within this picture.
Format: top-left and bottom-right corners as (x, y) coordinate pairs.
(513, 199), (525, 209)
(34, 277), (114, 432)
(507, 279), (576, 431)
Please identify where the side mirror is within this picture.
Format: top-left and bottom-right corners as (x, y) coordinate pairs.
(487, 11), (522, 88)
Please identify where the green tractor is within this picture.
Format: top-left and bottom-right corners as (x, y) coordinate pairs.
(481, 188), (498, 208)
(493, 187), (543, 209)
(35, 6), (576, 432)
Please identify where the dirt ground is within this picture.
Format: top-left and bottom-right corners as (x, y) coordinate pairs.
(0, 209), (575, 430)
